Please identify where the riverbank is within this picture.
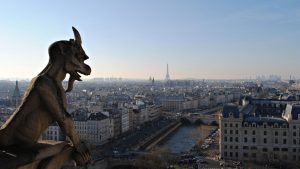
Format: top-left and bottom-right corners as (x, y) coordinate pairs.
(160, 125), (218, 154)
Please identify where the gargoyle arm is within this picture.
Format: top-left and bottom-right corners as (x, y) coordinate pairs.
(36, 79), (80, 147)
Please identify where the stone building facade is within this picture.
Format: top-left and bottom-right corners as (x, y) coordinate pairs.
(220, 103), (300, 165)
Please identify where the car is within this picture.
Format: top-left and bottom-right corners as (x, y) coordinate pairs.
(219, 160), (226, 166)
(233, 161), (241, 166)
(197, 159), (207, 164)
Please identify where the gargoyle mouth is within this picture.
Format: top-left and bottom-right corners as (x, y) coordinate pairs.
(66, 67), (91, 92)
(71, 69), (91, 81)
(72, 71), (83, 81)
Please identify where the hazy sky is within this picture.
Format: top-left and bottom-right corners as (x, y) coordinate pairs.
(0, 0), (299, 80)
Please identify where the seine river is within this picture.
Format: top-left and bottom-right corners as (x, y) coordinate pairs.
(160, 125), (214, 153)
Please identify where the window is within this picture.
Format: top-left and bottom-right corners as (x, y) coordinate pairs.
(252, 153), (256, 158)
(251, 146), (257, 150)
(262, 148), (268, 152)
(283, 131), (287, 136)
(273, 147), (279, 151)
(224, 123), (227, 127)
(294, 139), (296, 144)
(230, 152), (233, 157)
(224, 137), (227, 142)
(235, 137), (238, 142)
(230, 137), (233, 142)
(235, 124), (238, 127)
(243, 153), (248, 158)
(230, 123), (232, 127)
(294, 132), (296, 137)
(252, 130), (256, 135)
(283, 139), (287, 144)
(235, 146), (238, 149)
(224, 152), (227, 157)
(243, 146), (249, 150)
(263, 124), (267, 128)
(230, 130), (233, 134)
(275, 131), (278, 136)
(235, 130), (238, 134)
(293, 148), (296, 152)
(281, 148), (288, 152)
(244, 130), (247, 135)
(244, 137), (248, 143)
(224, 145), (227, 149)
(275, 138), (278, 144)
(225, 129), (227, 134)
(235, 152), (238, 157)
(252, 138), (256, 143)
(264, 138), (267, 143)
(293, 125), (296, 129)
(264, 131), (267, 135)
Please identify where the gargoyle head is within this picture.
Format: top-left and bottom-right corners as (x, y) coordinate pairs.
(42, 27), (91, 92)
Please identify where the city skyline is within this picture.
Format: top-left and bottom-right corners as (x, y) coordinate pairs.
(0, 0), (300, 80)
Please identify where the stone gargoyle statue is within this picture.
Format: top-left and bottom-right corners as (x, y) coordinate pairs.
(0, 27), (92, 169)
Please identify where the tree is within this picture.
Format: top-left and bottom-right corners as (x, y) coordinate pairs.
(194, 119), (204, 126)
(209, 121), (218, 126)
(180, 117), (191, 125)
(134, 148), (172, 169)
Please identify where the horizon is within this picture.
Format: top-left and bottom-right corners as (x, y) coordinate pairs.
(0, 1), (299, 80)
(0, 75), (294, 82)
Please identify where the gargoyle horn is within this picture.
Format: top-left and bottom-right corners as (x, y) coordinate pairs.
(72, 27), (82, 45)
(66, 27), (82, 92)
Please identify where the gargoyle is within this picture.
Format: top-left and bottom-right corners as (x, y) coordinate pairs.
(0, 27), (91, 169)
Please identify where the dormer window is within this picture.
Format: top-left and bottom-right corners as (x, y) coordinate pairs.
(229, 112), (233, 117)
(252, 123), (256, 127)
(283, 124), (287, 128)
(263, 123), (267, 128)
(274, 123), (278, 128)
(244, 122), (248, 127)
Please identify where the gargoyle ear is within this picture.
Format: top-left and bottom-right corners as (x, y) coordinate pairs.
(72, 27), (82, 45)
(69, 39), (75, 43)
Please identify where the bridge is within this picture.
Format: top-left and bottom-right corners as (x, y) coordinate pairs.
(184, 106), (222, 124)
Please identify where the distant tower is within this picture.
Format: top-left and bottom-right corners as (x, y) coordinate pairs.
(165, 64), (170, 81)
(11, 80), (21, 107)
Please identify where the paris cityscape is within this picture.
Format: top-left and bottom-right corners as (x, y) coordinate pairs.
(1, 1), (300, 169)
(1, 68), (300, 169)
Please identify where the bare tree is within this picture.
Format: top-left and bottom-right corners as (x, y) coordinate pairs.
(134, 148), (172, 169)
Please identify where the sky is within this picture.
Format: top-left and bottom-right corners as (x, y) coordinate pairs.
(0, 0), (299, 80)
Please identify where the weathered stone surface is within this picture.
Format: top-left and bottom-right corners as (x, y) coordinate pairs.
(0, 27), (92, 169)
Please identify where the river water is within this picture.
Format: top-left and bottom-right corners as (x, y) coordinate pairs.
(160, 125), (216, 153)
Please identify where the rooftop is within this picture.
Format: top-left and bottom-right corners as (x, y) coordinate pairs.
(244, 115), (288, 125)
